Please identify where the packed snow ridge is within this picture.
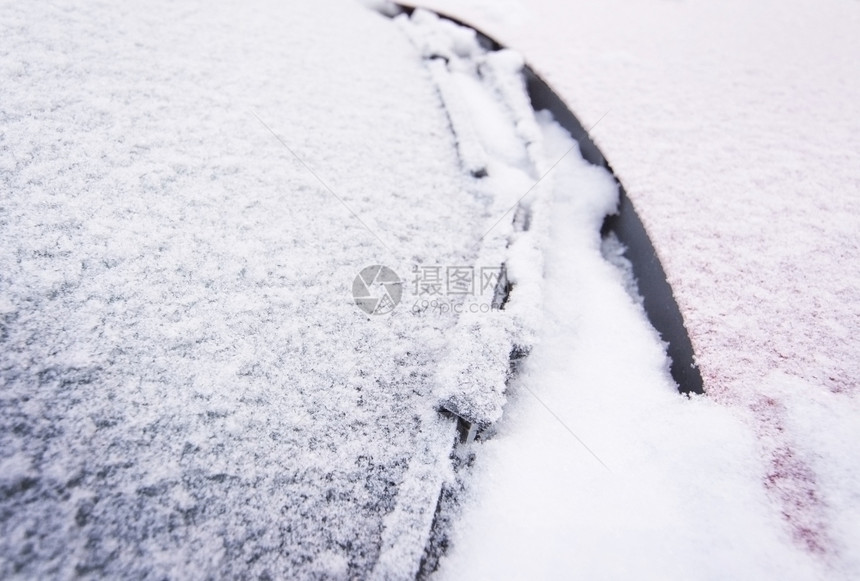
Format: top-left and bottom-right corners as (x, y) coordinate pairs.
(376, 9), (618, 577)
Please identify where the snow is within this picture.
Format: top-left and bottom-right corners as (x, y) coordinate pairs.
(2, 0), (858, 578)
(417, 0), (860, 577)
(435, 106), (826, 581)
(0, 0), (488, 577)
